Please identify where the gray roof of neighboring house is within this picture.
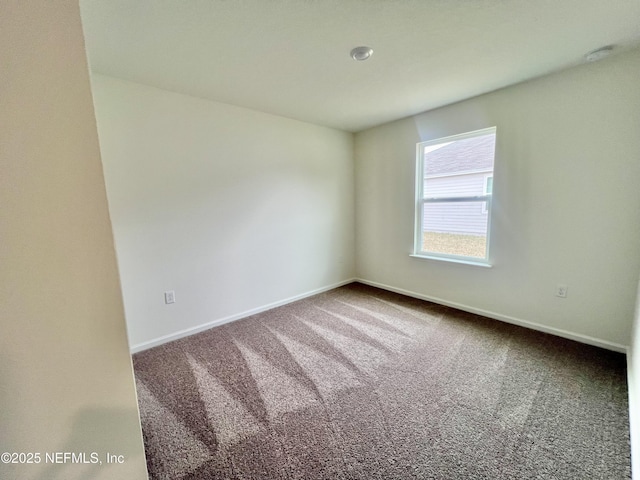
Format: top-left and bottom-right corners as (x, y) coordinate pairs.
(425, 134), (495, 176)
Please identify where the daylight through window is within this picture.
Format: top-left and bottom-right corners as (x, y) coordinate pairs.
(414, 127), (496, 265)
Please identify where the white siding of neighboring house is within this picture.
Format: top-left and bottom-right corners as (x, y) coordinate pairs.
(423, 171), (490, 235)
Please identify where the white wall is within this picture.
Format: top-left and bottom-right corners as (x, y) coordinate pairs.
(355, 48), (640, 349)
(0, 2), (147, 479)
(91, 75), (355, 350)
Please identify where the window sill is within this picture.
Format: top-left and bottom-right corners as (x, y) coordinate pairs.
(410, 254), (493, 268)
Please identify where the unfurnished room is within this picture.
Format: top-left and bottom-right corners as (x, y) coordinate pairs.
(2, 1), (640, 479)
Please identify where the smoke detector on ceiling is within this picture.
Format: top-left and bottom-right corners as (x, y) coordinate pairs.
(584, 45), (615, 62)
(350, 46), (373, 61)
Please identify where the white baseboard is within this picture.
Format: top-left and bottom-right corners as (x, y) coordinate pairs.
(629, 353), (639, 480)
(129, 278), (357, 353)
(133, 276), (629, 354)
(355, 278), (628, 353)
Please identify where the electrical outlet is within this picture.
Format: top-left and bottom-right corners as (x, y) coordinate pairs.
(556, 284), (568, 298)
(164, 291), (176, 304)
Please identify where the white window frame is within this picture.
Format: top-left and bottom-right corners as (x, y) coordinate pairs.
(412, 127), (496, 267)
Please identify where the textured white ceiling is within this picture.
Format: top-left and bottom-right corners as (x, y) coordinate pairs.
(80, 0), (640, 132)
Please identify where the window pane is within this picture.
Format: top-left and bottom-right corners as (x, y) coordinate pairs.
(423, 133), (495, 198)
(422, 201), (488, 258)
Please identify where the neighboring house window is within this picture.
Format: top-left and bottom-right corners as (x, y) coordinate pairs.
(413, 127), (496, 266)
(482, 175), (493, 213)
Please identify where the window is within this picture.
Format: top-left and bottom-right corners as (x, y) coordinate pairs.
(413, 127), (496, 266)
